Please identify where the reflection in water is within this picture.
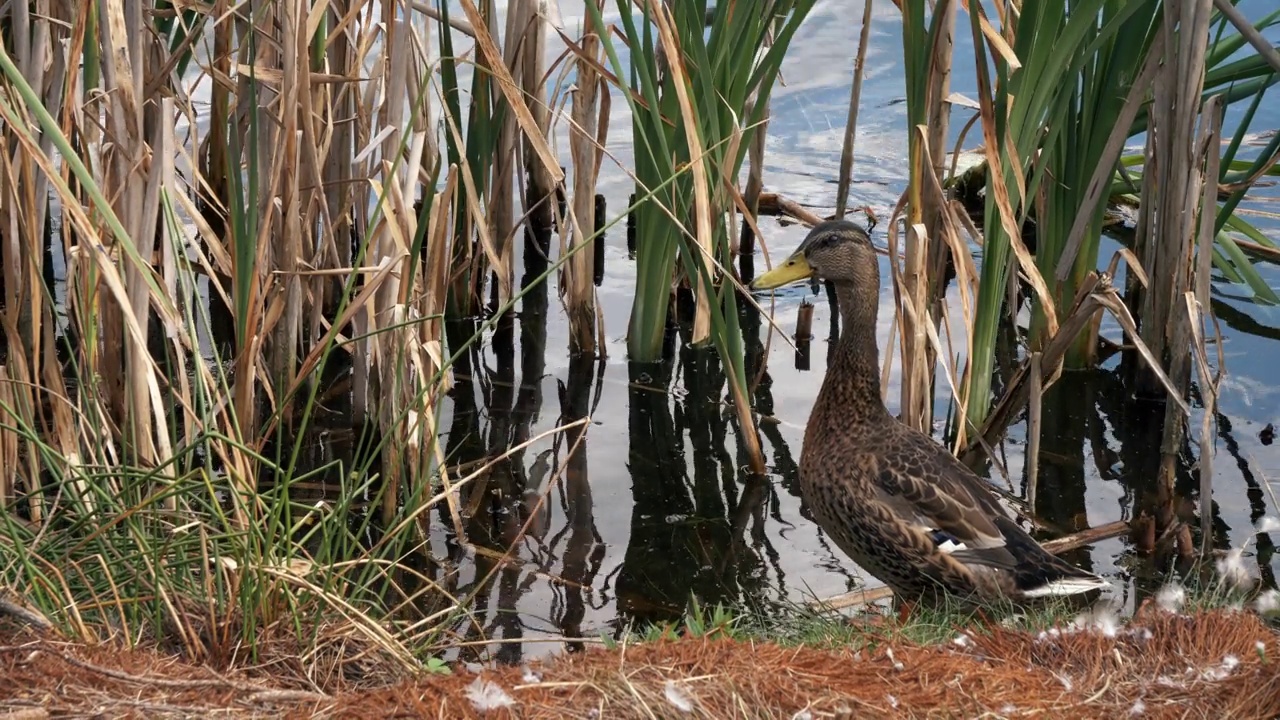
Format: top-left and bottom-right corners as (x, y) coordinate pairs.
(1092, 363), (1196, 575)
(515, 227), (552, 542)
(442, 318), (485, 564)
(1212, 296), (1280, 342)
(435, 224), (609, 661)
(554, 355), (602, 652)
(617, 351), (783, 628)
(733, 281), (794, 592)
(617, 359), (694, 626)
(1031, 374), (1097, 574)
(1212, 406), (1278, 589)
(614, 281), (814, 631)
(437, 229), (548, 664)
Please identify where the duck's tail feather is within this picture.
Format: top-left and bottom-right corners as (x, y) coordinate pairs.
(1020, 574), (1111, 598)
(991, 516), (1110, 598)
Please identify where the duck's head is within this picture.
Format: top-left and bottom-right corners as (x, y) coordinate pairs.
(750, 219), (876, 292)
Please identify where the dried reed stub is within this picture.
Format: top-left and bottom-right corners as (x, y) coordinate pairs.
(795, 300), (815, 341)
(795, 299), (816, 372)
(555, 166), (568, 232)
(626, 192), (638, 256)
(593, 194), (607, 287)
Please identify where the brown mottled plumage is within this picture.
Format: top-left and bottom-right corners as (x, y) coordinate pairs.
(751, 219), (1108, 606)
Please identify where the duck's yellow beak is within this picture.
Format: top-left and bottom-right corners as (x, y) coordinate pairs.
(750, 252), (813, 291)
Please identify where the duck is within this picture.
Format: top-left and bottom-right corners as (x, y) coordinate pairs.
(750, 219), (1109, 607)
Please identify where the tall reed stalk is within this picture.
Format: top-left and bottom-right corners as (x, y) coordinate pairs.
(1129, 0), (1221, 545)
(565, 6), (606, 355)
(515, 0), (556, 233)
(894, 0), (959, 435)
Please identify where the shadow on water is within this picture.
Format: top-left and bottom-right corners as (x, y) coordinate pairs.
(1027, 376), (1094, 551)
(552, 354), (605, 652)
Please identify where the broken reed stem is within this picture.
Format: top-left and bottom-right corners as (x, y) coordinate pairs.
(758, 192), (825, 227)
(923, 0), (957, 313)
(898, 216), (932, 436)
(739, 92), (769, 258)
(275, 0), (306, 414)
(519, 0), (555, 232)
(566, 9), (603, 356)
(489, 2), (521, 307)
(324, 0), (355, 279)
(835, 0), (875, 220)
(898, 0), (959, 436)
(796, 300), (815, 341)
(1189, 293), (1218, 557)
(1193, 94), (1225, 555)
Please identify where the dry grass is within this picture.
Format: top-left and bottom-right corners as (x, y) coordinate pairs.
(4, 606), (1280, 719)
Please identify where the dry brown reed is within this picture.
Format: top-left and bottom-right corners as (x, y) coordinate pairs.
(834, 0), (875, 222)
(514, 1), (557, 232)
(0, 0), (579, 517)
(889, 0), (978, 440)
(564, 2), (606, 355)
(0, 0), (605, 671)
(1129, 0), (1224, 547)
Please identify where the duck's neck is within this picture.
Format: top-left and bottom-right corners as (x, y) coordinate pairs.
(815, 282), (889, 425)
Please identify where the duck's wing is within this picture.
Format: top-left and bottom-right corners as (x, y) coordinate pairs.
(869, 431), (1021, 571)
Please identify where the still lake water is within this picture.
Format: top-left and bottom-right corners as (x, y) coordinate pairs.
(290, 1), (1280, 661)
